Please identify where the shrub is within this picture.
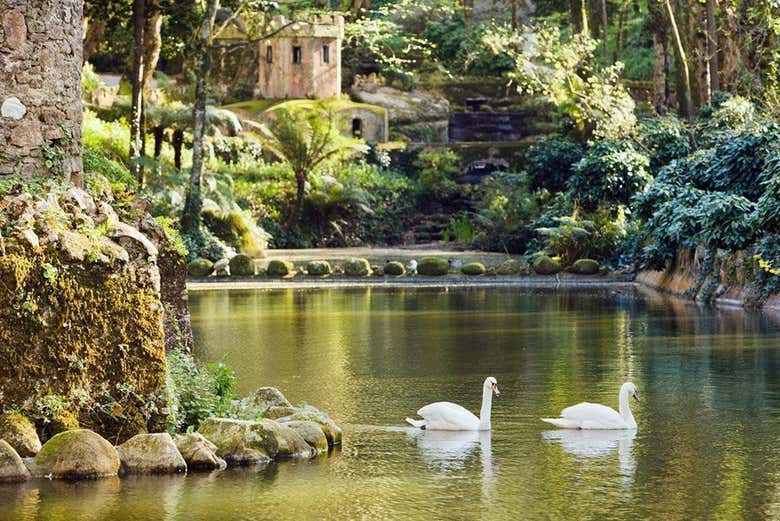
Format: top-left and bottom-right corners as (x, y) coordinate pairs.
(414, 150), (460, 198)
(638, 117), (690, 173)
(187, 258), (214, 277)
(306, 260), (332, 276)
(571, 258), (600, 275)
(384, 261), (406, 276)
(473, 172), (539, 253)
(569, 140), (651, 212)
(417, 257), (450, 276)
(202, 209), (269, 257)
(525, 137), (584, 192)
(710, 95), (757, 130)
(344, 258), (372, 277)
(267, 259), (295, 277)
(532, 255), (561, 275)
(461, 262), (486, 276)
(229, 254), (256, 276)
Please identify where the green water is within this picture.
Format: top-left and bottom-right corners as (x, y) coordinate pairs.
(4, 285), (780, 520)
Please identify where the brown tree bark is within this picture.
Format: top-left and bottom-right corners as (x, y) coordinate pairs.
(648, 0), (670, 115)
(666, 0), (693, 118)
(707, 0), (719, 94)
(614, 0), (629, 62)
(181, 0), (220, 236)
(600, 0), (608, 63)
(570, 0), (589, 35)
(464, 0), (474, 32)
(511, 0), (518, 30)
(142, 2), (163, 87)
(129, 0), (146, 184)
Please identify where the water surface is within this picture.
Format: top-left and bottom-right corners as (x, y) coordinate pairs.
(4, 285), (780, 520)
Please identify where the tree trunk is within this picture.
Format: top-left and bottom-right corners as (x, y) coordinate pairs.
(129, 0), (146, 184)
(648, 0), (670, 115)
(600, 0), (608, 64)
(142, 2), (163, 87)
(464, 0), (474, 32)
(511, 0), (518, 30)
(707, 0), (719, 94)
(153, 126), (164, 159)
(293, 171), (307, 222)
(181, 0), (220, 236)
(570, 0), (588, 35)
(82, 16), (105, 64)
(614, 0), (629, 62)
(665, 0), (693, 118)
(173, 129), (183, 170)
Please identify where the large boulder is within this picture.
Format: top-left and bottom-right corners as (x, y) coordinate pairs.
(285, 421), (328, 454)
(187, 258), (214, 277)
(174, 433), (226, 471)
(383, 261), (405, 276)
(249, 387), (292, 411)
(306, 260), (332, 276)
(277, 406), (342, 446)
(350, 81), (450, 125)
(0, 439), (30, 482)
(571, 258), (600, 275)
(344, 258), (372, 277)
(496, 258), (529, 275)
(229, 254), (256, 276)
(116, 433), (187, 474)
(263, 406), (299, 420)
(532, 255), (561, 275)
(0, 413), (41, 457)
(198, 418), (313, 465)
(461, 262), (486, 276)
(417, 257), (450, 276)
(266, 259), (295, 277)
(29, 429), (120, 479)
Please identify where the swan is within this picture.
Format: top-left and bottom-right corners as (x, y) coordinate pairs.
(406, 377), (499, 431)
(541, 382), (639, 430)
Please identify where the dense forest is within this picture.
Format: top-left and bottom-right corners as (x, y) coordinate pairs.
(37, 0), (778, 300)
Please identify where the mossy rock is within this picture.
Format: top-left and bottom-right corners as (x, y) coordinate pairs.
(571, 258), (600, 275)
(229, 254), (256, 277)
(306, 260), (332, 276)
(174, 433), (226, 471)
(384, 261), (405, 276)
(285, 420), (328, 453)
(417, 257), (450, 276)
(263, 406), (298, 420)
(198, 418), (312, 465)
(344, 258), (372, 277)
(532, 255), (561, 275)
(0, 439), (30, 482)
(116, 433), (187, 475)
(267, 259), (294, 277)
(31, 429), (119, 479)
(49, 411), (80, 437)
(187, 258), (214, 277)
(496, 258), (529, 275)
(461, 262), (486, 276)
(277, 406), (342, 446)
(0, 412), (41, 457)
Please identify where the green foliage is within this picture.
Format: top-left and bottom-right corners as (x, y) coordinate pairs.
(473, 172), (540, 253)
(638, 117), (691, 173)
(426, 16), (514, 76)
(535, 209), (627, 264)
(81, 62), (104, 96)
(166, 350), (237, 432)
(525, 137), (584, 192)
(709, 95), (758, 130)
(414, 149), (460, 198)
(570, 140), (651, 212)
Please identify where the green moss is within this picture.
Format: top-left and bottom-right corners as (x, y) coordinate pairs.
(187, 258), (214, 277)
(306, 260), (332, 276)
(496, 259), (529, 275)
(0, 412), (40, 457)
(532, 255), (561, 275)
(570, 259), (600, 275)
(461, 262), (486, 276)
(418, 257), (450, 276)
(384, 261), (406, 276)
(343, 258), (372, 277)
(267, 259), (295, 277)
(229, 254), (256, 276)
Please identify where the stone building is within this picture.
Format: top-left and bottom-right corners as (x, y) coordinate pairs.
(0, 0), (84, 184)
(219, 14), (343, 100)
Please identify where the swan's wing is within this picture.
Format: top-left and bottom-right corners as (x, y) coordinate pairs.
(560, 402), (626, 429)
(418, 401), (480, 430)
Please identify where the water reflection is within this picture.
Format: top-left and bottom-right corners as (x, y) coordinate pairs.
(542, 429), (636, 480)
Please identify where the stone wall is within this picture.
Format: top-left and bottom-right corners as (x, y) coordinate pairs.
(0, 0), (83, 184)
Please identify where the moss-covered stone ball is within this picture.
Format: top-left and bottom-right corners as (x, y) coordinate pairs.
(417, 257), (450, 276)
(384, 261), (406, 276)
(306, 260), (332, 276)
(187, 258), (214, 277)
(267, 259), (295, 277)
(229, 254), (256, 276)
(571, 258), (600, 275)
(461, 262), (486, 276)
(496, 258), (529, 275)
(532, 255), (561, 275)
(344, 258), (372, 277)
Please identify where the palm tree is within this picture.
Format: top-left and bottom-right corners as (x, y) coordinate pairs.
(259, 103), (368, 223)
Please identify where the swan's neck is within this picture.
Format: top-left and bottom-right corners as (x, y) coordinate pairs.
(618, 388), (637, 429)
(479, 386), (493, 430)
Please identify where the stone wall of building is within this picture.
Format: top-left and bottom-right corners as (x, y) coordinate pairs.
(0, 0), (84, 184)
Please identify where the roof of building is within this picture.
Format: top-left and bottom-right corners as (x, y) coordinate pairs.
(215, 14), (344, 41)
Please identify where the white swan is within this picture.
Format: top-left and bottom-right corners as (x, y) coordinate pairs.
(541, 382), (639, 430)
(406, 377), (499, 431)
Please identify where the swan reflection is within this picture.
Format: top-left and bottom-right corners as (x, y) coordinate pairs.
(542, 429), (636, 482)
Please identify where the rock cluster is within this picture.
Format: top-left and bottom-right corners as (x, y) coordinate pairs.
(0, 387), (340, 482)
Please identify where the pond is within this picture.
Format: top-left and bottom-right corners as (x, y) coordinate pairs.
(4, 285), (780, 520)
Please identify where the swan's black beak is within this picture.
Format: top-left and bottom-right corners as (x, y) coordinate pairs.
(633, 392), (639, 402)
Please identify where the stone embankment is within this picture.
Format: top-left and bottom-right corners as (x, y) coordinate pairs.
(0, 387), (340, 483)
